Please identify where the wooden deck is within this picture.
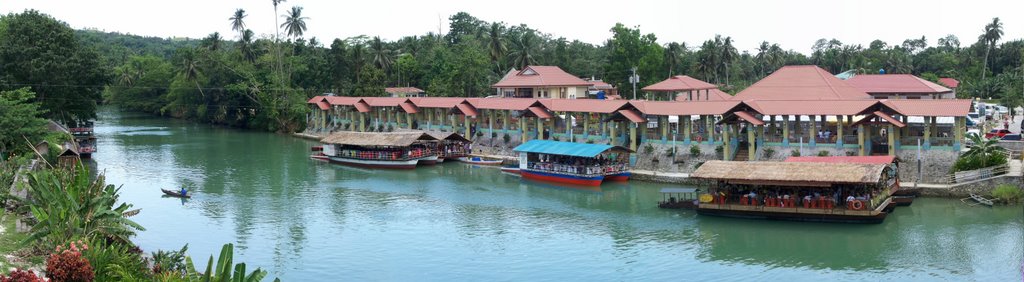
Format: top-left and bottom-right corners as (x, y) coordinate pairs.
(698, 197), (891, 217)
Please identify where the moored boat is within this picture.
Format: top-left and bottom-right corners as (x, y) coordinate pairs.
(500, 165), (521, 175)
(691, 160), (899, 224)
(458, 156), (503, 166)
(319, 132), (439, 169)
(513, 140), (632, 187)
(425, 132), (471, 162)
(69, 121), (97, 158)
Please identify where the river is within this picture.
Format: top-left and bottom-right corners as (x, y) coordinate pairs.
(91, 108), (1024, 281)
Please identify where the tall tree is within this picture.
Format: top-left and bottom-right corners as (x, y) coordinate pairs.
(281, 6), (309, 39)
(664, 42), (683, 77)
(239, 29), (256, 63)
(487, 23), (507, 74)
(271, 0), (287, 41)
(508, 31), (538, 69)
(229, 9), (247, 38)
(980, 17), (1004, 80)
(370, 36), (394, 72)
(0, 10), (110, 124)
(0, 88), (48, 155)
(720, 36), (738, 86)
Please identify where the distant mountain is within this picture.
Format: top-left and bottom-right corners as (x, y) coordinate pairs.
(75, 29), (199, 68)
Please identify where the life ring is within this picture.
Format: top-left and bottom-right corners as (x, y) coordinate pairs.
(699, 194), (714, 203)
(851, 200), (864, 210)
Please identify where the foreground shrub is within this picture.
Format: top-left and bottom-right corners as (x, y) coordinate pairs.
(992, 184), (1024, 203)
(0, 269), (44, 282)
(952, 153), (1007, 172)
(185, 244), (274, 282)
(689, 145), (701, 157)
(46, 241), (94, 282)
(82, 240), (148, 281)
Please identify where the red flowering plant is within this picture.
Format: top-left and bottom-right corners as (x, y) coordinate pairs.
(0, 268), (47, 282)
(45, 240), (94, 282)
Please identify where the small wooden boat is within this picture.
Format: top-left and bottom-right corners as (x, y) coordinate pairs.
(161, 189), (192, 198)
(458, 156), (503, 166)
(500, 166), (521, 175)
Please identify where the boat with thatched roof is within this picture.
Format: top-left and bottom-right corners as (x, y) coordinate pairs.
(513, 140), (632, 186)
(690, 160), (898, 223)
(319, 132), (439, 169)
(424, 131), (471, 163)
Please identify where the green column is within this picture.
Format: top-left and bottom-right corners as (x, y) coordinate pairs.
(629, 122), (637, 152)
(954, 116), (964, 150)
(520, 117), (527, 143)
(923, 116), (931, 148)
(706, 116), (714, 144)
(858, 124), (865, 156)
(610, 121), (619, 145)
(359, 112), (366, 132)
(683, 115), (691, 144)
(808, 115), (816, 147)
(723, 124), (731, 160)
(783, 115), (790, 146)
(464, 115), (471, 138)
(488, 110), (494, 136)
(748, 123), (756, 161)
(836, 115), (844, 147)
(583, 113), (590, 139)
(503, 110), (510, 132)
(659, 115), (668, 143)
(888, 124), (896, 156)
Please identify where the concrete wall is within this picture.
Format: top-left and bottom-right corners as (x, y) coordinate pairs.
(918, 175), (1022, 197)
(632, 142), (721, 174)
(896, 149), (959, 183)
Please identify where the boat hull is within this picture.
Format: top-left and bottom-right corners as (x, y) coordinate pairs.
(521, 169), (603, 186)
(604, 172), (630, 182)
(327, 156), (421, 169)
(310, 154), (329, 161)
(418, 155), (439, 165)
(893, 196), (914, 206)
(695, 208), (888, 224)
(500, 167), (521, 175)
(457, 157), (503, 166)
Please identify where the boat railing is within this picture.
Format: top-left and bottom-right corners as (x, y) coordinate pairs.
(705, 194), (890, 212)
(526, 162), (627, 177)
(335, 149), (435, 161)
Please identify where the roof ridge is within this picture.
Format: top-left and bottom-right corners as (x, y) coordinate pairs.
(815, 66), (842, 99)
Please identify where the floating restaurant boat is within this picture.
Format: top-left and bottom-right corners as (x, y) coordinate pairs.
(512, 140), (632, 186)
(68, 121), (97, 158)
(425, 132), (471, 163)
(319, 132), (439, 169)
(691, 160), (898, 224)
(784, 155), (909, 206)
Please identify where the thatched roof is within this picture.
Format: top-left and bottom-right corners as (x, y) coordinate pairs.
(424, 131), (470, 142)
(691, 160), (886, 187)
(320, 132), (437, 147)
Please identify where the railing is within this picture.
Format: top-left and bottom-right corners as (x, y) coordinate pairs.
(941, 163), (1011, 184)
(527, 162), (627, 177)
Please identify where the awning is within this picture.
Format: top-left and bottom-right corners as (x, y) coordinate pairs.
(873, 111), (906, 128)
(456, 103), (479, 117)
(354, 101), (372, 113)
(617, 109), (646, 123)
(528, 106), (554, 119)
(400, 102), (419, 114)
(733, 111), (765, 126)
(316, 101), (330, 110)
(513, 140), (631, 157)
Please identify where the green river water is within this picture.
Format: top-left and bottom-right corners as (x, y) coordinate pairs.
(91, 109), (1023, 281)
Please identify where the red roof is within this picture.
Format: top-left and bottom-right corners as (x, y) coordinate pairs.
(399, 102), (419, 114)
(354, 101), (372, 113)
(880, 99), (972, 117)
(326, 96), (363, 106)
(589, 80), (615, 89)
(745, 100), (877, 116)
(455, 103), (479, 117)
(617, 109), (646, 123)
(642, 75), (716, 92)
(307, 96), (325, 104)
(631, 100), (741, 116)
(470, 98), (544, 111)
(492, 66), (591, 88)
(784, 155), (896, 164)
(409, 97), (467, 109)
(539, 99), (628, 113)
(732, 111), (764, 126)
(846, 74), (952, 94)
(315, 101), (330, 110)
(364, 97), (409, 107)
(385, 87), (425, 94)
(674, 88), (732, 101)
(938, 78), (960, 88)
(527, 106), (554, 119)
(732, 65), (872, 101)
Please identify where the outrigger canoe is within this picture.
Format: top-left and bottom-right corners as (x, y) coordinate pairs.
(161, 189), (192, 198)
(458, 156), (503, 166)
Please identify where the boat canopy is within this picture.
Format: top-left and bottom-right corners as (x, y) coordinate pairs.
(660, 188), (698, 193)
(321, 132), (437, 147)
(692, 160), (887, 187)
(513, 140), (631, 158)
(423, 131), (471, 143)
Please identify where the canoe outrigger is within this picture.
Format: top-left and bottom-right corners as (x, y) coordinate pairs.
(691, 160), (898, 224)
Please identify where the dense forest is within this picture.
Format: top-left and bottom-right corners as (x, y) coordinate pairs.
(2, 8), (1023, 134)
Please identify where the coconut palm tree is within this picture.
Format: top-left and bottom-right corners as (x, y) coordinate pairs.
(201, 32), (222, 51)
(229, 9), (247, 38)
(178, 48), (206, 98)
(240, 29), (256, 63)
(370, 36), (394, 71)
(509, 31), (538, 69)
(487, 23), (507, 73)
(281, 6), (309, 39)
(272, 0), (287, 41)
(720, 36), (738, 86)
(664, 42), (683, 77)
(979, 17), (1004, 81)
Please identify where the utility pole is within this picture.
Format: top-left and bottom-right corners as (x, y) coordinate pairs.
(630, 67), (638, 100)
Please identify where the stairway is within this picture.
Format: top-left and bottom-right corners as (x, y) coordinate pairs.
(733, 147), (749, 161)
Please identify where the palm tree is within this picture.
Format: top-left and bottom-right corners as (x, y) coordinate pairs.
(755, 41), (770, 77)
(664, 42), (683, 77)
(370, 36), (394, 71)
(201, 32), (222, 51)
(240, 29), (256, 63)
(229, 9), (247, 38)
(720, 36), (738, 86)
(980, 17), (1004, 81)
(272, 0), (287, 41)
(487, 23), (507, 73)
(509, 32), (538, 69)
(964, 133), (1005, 167)
(281, 6), (309, 39)
(178, 48), (206, 98)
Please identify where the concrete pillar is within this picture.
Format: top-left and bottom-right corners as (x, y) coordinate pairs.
(954, 116), (964, 150)
(888, 124), (896, 156)
(488, 110), (495, 137)
(748, 123), (756, 161)
(660, 115), (668, 143)
(465, 115), (472, 139)
(537, 117), (544, 140)
(583, 113), (590, 139)
(923, 116), (932, 149)
(858, 124), (865, 156)
(783, 115), (790, 147)
(723, 124), (731, 160)
(706, 116), (714, 145)
(520, 117), (527, 143)
(502, 110), (510, 132)
(629, 122), (637, 152)
(836, 115), (844, 147)
(808, 115), (816, 147)
(610, 121), (619, 145)
(359, 112), (366, 132)
(683, 115), (692, 144)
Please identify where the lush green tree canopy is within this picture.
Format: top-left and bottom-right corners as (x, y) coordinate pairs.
(0, 88), (48, 154)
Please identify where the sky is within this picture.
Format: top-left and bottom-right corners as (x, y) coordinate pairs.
(2, 0), (1021, 54)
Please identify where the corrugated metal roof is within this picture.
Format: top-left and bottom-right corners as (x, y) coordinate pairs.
(307, 96), (324, 103)
(327, 96), (363, 106)
(399, 102), (419, 114)
(674, 88), (732, 101)
(385, 87), (425, 94)
(881, 99), (972, 117)
(354, 101), (372, 113)
(364, 97), (409, 107)
(409, 97), (467, 108)
(732, 111), (764, 126)
(456, 103), (479, 117)
(513, 140), (629, 157)
(528, 106), (554, 119)
(492, 66), (591, 88)
(938, 78), (960, 88)
(846, 74), (952, 94)
(745, 100), (877, 116)
(873, 111), (906, 128)
(732, 65), (873, 101)
(642, 75), (716, 91)
(618, 109), (646, 123)
(631, 100), (741, 116)
(471, 98), (541, 110)
(316, 101), (330, 110)
(540, 99), (628, 113)
(784, 156), (896, 164)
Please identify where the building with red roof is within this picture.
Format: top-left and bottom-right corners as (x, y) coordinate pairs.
(385, 87), (427, 98)
(937, 78), (960, 89)
(642, 75), (721, 101)
(846, 74), (953, 99)
(492, 66), (592, 99)
(732, 65), (872, 101)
